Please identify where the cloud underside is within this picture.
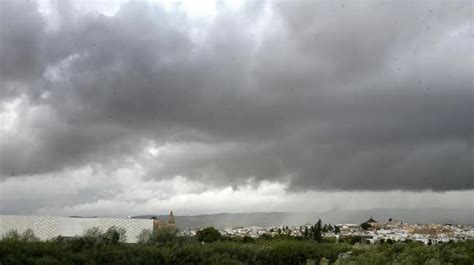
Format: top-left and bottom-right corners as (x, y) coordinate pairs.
(0, 0), (472, 191)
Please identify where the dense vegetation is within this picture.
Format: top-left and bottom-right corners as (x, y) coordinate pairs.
(0, 227), (473, 265)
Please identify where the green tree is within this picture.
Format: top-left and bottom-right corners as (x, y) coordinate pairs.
(103, 226), (127, 244)
(20, 228), (39, 242)
(328, 224), (334, 233)
(314, 219), (322, 242)
(322, 224), (328, 233)
(1, 229), (39, 242)
(83, 227), (103, 239)
(137, 229), (153, 244)
(197, 227), (221, 243)
(2, 229), (21, 241)
(304, 226), (310, 239)
(150, 227), (177, 244)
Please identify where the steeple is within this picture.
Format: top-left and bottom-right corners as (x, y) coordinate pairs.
(168, 210), (175, 224)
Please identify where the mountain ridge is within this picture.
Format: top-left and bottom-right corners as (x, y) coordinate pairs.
(131, 208), (473, 228)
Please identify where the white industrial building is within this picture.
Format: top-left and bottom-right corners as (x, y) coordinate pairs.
(0, 215), (153, 243)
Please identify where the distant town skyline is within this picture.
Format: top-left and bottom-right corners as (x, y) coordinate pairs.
(0, 0), (472, 217)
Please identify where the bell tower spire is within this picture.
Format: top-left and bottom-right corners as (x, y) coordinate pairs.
(168, 210), (175, 225)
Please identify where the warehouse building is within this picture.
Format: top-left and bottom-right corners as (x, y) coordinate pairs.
(0, 215), (153, 243)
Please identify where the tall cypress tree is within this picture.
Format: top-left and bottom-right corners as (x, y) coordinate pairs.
(314, 219), (322, 242)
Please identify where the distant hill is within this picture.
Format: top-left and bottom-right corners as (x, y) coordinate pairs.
(132, 208), (473, 228)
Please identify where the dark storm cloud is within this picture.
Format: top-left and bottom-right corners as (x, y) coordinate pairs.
(0, 0), (47, 100)
(0, 0), (472, 191)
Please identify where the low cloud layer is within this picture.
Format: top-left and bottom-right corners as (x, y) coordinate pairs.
(1, 170), (472, 217)
(0, 0), (472, 194)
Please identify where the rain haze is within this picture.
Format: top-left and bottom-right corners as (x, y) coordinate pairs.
(0, 0), (472, 221)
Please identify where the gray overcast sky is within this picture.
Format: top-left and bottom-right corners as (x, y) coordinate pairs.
(0, 0), (472, 216)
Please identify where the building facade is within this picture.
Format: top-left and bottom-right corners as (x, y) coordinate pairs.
(152, 211), (176, 230)
(0, 215), (153, 243)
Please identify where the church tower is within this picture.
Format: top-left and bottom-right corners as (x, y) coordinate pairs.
(168, 211), (176, 228)
(168, 211), (175, 224)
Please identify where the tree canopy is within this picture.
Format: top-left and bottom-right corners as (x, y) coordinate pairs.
(1, 227), (473, 264)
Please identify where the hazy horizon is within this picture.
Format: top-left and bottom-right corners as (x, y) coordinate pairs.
(3, 208), (473, 227)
